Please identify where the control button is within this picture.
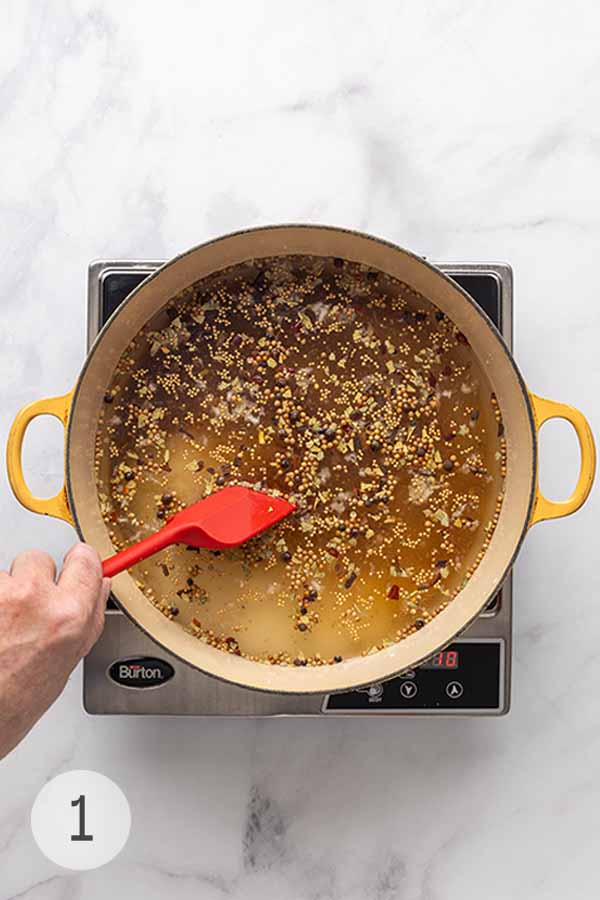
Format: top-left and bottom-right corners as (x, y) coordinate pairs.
(367, 683), (383, 701)
(358, 683), (384, 702)
(399, 670), (416, 680)
(399, 681), (418, 699)
(446, 681), (464, 699)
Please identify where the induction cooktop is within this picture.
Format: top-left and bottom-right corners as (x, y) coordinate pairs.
(83, 260), (513, 716)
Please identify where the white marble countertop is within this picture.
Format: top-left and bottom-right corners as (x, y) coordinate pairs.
(2, 1), (600, 897)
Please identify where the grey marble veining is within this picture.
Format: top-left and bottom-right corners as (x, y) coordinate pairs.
(1, 1), (600, 897)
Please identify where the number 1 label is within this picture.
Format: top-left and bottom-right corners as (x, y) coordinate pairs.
(32, 770), (130, 869)
(71, 794), (94, 842)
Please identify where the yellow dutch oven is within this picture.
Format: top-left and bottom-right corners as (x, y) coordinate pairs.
(6, 226), (597, 694)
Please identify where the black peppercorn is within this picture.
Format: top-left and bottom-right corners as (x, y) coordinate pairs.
(253, 270), (267, 292)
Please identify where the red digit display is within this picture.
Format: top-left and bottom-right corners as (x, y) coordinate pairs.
(420, 650), (459, 670)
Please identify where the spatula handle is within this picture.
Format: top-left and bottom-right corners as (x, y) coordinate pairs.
(102, 529), (173, 578)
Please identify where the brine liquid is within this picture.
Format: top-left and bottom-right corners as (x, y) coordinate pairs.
(95, 255), (506, 667)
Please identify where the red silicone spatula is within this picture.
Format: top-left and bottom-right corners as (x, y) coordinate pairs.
(102, 486), (296, 578)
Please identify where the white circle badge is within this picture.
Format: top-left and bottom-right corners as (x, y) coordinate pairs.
(31, 770), (131, 870)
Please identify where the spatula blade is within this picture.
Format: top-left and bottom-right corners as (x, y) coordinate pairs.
(168, 486), (296, 548)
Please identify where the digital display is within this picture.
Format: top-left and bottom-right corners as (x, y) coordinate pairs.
(420, 650), (459, 670)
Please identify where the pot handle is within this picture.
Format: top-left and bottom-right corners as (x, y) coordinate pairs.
(6, 392), (74, 523)
(529, 393), (596, 526)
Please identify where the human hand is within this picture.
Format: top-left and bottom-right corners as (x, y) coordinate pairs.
(0, 543), (109, 760)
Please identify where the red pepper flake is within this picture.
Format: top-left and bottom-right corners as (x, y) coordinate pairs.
(326, 546), (340, 558)
(387, 584), (399, 600)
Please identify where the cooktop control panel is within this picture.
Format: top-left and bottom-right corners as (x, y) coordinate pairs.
(322, 640), (504, 713)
